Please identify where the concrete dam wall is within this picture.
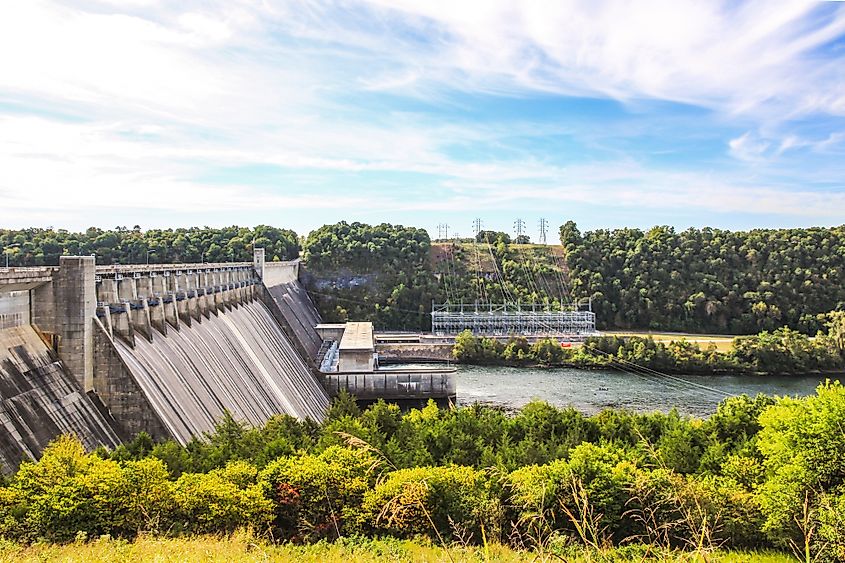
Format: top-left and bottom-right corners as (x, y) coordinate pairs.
(0, 325), (120, 473)
(113, 299), (327, 445)
(266, 281), (324, 361)
(0, 250), (330, 468)
(256, 258), (324, 360)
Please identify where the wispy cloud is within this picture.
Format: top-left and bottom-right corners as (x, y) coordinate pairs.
(0, 1), (844, 233)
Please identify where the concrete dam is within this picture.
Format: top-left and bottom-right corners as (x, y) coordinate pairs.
(0, 250), (329, 471)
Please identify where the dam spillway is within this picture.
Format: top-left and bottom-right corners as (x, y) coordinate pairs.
(0, 251), (331, 468)
(0, 325), (120, 472)
(113, 299), (328, 445)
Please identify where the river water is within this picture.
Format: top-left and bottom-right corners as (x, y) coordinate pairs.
(451, 364), (837, 417)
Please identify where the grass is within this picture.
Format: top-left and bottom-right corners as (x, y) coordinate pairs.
(0, 534), (798, 563)
(604, 330), (738, 353)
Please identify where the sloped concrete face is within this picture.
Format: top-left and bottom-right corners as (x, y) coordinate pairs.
(263, 281), (324, 361)
(0, 253), (331, 453)
(0, 326), (121, 473)
(112, 299), (329, 445)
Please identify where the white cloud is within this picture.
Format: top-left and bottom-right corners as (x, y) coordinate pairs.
(729, 132), (771, 161)
(2, 113), (841, 232)
(297, 0), (845, 119)
(0, 1), (844, 231)
(729, 129), (845, 161)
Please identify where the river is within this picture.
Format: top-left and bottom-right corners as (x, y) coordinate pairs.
(451, 364), (837, 417)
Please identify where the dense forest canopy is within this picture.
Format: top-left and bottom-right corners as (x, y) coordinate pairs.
(560, 221), (845, 334)
(0, 226), (298, 265)
(302, 221), (435, 330)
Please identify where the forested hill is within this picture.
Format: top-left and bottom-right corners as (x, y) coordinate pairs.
(0, 226), (299, 265)
(301, 222), (435, 330)
(302, 221), (845, 335)
(5, 222), (845, 334)
(560, 222), (845, 334)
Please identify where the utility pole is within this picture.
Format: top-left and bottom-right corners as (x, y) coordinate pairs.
(514, 218), (525, 241)
(538, 218), (548, 245)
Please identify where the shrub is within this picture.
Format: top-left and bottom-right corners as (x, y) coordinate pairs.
(100, 457), (174, 536)
(171, 463), (272, 535)
(628, 468), (765, 549)
(260, 446), (376, 541)
(817, 488), (845, 562)
(508, 443), (633, 543)
(363, 465), (502, 542)
(5, 436), (125, 541)
(757, 381), (845, 548)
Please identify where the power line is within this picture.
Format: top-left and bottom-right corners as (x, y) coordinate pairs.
(484, 231), (514, 304)
(583, 344), (730, 398)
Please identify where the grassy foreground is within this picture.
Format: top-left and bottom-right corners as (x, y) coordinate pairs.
(0, 535), (796, 563)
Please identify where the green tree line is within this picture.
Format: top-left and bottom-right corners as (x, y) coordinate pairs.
(559, 221), (845, 334)
(0, 225), (298, 266)
(7, 220), (845, 336)
(452, 311), (845, 375)
(2, 386), (845, 559)
(435, 223), (845, 335)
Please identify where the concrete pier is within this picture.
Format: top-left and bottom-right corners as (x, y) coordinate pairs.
(53, 257), (97, 390)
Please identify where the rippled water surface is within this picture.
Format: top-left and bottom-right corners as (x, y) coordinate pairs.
(450, 364), (838, 417)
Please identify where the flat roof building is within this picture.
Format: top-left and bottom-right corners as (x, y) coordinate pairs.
(338, 321), (376, 372)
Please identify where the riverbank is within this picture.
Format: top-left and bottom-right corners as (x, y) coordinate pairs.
(451, 328), (845, 377)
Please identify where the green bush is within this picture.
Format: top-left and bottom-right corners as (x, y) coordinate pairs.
(259, 446), (375, 541)
(757, 381), (845, 550)
(0, 436), (178, 541)
(508, 443), (634, 543)
(171, 463), (272, 535)
(2, 436), (126, 541)
(817, 488), (845, 562)
(627, 468), (764, 549)
(363, 465), (502, 542)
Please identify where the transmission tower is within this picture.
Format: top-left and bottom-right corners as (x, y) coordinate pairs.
(437, 223), (450, 240)
(472, 218), (483, 239)
(538, 218), (548, 245)
(514, 218), (526, 242)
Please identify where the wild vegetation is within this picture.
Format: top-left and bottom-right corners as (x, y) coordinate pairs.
(303, 220), (845, 335)
(2, 384), (845, 560)
(0, 534), (796, 563)
(559, 222), (845, 334)
(302, 221), (436, 330)
(0, 225), (298, 265)
(452, 311), (845, 375)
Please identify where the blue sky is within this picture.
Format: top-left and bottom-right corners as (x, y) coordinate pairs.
(1, 1), (844, 241)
